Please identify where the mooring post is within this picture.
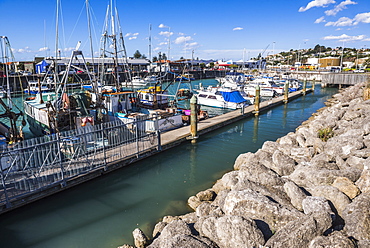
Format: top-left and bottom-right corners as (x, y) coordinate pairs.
(254, 85), (260, 116)
(190, 95), (198, 143)
(312, 78), (316, 91)
(303, 80), (307, 95)
(284, 82), (289, 104)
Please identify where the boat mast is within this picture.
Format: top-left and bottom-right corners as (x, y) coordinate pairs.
(0, 36), (25, 143)
(99, 1), (131, 89)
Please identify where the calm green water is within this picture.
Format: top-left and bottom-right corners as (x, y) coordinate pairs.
(0, 81), (338, 248)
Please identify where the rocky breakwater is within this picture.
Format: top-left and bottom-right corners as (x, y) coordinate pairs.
(120, 81), (370, 248)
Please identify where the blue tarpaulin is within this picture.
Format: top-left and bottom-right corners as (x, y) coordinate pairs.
(221, 91), (247, 103)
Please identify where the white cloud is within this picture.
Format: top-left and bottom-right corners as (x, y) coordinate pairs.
(322, 33), (367, 42)
(38, 47), (49, 52)
(299, 0), (336, 12)
(132, 33), (139, 36)
(174, 36), (192, 44)
(128, 37), (137, 40)
(325, 0), (357, 16)
(325, 16), (353, 26)
(325, 12), (370, 26)
(153, 47), (161, 51)
(233, 27), (243, 31)
(315, 16), (326, 23)
(159, 31), (173, 37)
(63, 47), (75, 52)
(158, 24), (169, 28)
(124, 33), (132, 37)
(159, 42), (167, 46)
(353, 12), (370, 25)
(184, 42), (199, 50)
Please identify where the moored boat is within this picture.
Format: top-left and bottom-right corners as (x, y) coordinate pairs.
(196, 86), (250, 109)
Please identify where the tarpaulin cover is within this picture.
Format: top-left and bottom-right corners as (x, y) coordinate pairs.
(221, 91), (246, 103)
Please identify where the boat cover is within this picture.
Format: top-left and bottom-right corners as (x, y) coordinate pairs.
(221, 91), (247, 103)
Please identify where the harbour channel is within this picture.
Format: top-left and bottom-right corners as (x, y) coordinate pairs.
(0, 82), (338, 248)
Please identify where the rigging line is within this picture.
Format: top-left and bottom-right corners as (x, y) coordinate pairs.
(86, 0), (94, 64)
(66, 2), (86, 47)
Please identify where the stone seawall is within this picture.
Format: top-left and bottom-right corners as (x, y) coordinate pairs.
(121, 80), (370, 248)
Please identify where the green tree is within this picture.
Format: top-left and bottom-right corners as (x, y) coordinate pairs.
(134, 50), (142, 59)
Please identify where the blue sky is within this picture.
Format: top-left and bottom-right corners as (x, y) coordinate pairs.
(1, 0), (369, 62)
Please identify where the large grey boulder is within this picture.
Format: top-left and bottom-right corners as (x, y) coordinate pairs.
(356, 160), (370, 193)
(133, 228), (149, 248)
(148, 220), (216, 248)
(283, 181), (307, 211)
(265, 213), (332, 248)
(332, 176), (360, 199)
(289, 162), (361, 188)
(271, 150), (296, 176)
(308, 185), (351, 217)
(222, 189), (303, 232)
(195, 215), (265, 248)
(149, 234), (216, 248)
(308, 231), (356, 248)
(342, 193), (370, 241)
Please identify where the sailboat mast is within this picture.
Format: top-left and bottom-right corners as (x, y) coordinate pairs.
(149, 23), (152, 63)
(54, 0), (60, 93)
(110, 1), (120, 89)
(1, 36), (12, 109)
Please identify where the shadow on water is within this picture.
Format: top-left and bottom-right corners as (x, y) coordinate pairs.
(0, 84), (338, 248)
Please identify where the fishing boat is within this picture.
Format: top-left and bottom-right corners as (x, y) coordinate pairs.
(24, 49), (100, 136)
(143, 75), (158, 85)
(131, 76), (147, 88)
(24, 79), (52, 94)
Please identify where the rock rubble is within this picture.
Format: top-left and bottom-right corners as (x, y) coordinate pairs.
(120, 81), (370, 248)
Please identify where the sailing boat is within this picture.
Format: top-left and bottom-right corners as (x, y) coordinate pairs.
(0, 36), (25, 144)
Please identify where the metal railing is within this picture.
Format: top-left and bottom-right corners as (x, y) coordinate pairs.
(321, 73), (368, 85)
(0, 116), (161, 208)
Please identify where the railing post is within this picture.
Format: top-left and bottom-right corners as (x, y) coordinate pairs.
(135, 118), (140, 157)
(56, 133), (66, 187)
(0, 161), (11, 208)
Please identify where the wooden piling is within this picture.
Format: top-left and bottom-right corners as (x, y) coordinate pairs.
(190, 95), (198, 143)
(254, 85), (260, 116)
(284, 82), (289, 104)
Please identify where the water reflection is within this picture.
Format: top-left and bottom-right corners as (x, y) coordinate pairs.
(253, 116), (259, 143)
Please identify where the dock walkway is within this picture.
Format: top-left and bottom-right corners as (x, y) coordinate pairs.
(160, 89), (311, 149)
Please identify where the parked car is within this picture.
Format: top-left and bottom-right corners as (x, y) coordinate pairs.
(353, 69), (365, 73)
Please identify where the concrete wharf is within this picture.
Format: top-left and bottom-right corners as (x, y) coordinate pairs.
(0, 88), (312, 214)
